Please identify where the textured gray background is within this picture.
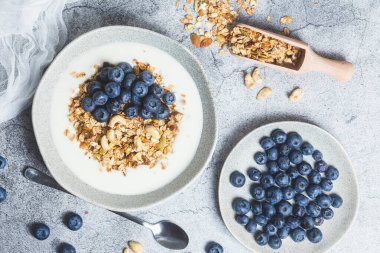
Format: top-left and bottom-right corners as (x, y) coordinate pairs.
(1, 0), (380, 252)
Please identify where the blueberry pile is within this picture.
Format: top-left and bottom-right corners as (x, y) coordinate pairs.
(80, 62), (176, 123)
(0, 155), (7, 204)
(230, 129), (343, 249)
(32, 213), (82, 253)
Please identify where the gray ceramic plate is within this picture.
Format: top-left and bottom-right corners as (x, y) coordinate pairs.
(32, 26), (217, 211)
(219, 121), (358, 253)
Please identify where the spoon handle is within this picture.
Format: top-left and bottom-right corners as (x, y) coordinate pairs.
(23, 167), (150, 227)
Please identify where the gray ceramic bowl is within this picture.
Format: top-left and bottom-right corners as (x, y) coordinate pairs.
(32, 26), (217, 211)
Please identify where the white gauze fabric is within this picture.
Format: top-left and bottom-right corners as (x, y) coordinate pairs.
(0, 0), (68, 123)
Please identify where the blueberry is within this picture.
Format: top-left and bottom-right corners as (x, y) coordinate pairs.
(143, 95), (162, 113)
(260, 174), (274, 189)
(247, 168), (262, 182)
(250, 185), (266, 200)
(235, 214), (249, 225)
(0, 156), (8, 171)
(275, 172), (290, 187)
(260, 136), (275, 150)
(87, 81), (103, 95)
(306, 184), (322, 199)
(287, 132), (303, 149)
(92, 107), (110, 123)
(272, 214), (285, 229)
(92, 91), (109, 106)
(149, 83), (165, 98)
(320, 179), (333, 192)
(278, 144), (292, 156)
(122, 73), (137, 88)
(108, 67), (125, 83)
(306, 202), (321, 217)
(312, 150), (323, 161)
(118, 89), (132, 104)
(286, 216), (301, 229)
(245, 220), (257, 233)
(268, 235), (282, 249)
(315, 160), (328, 172)
(289, 150), (303, 165)
(251, 201), (262, 215)
(79, 96), (96, 112)
(314, 216), (324, 226)
(117, 62), (133, 74)
(140, 71), (155, 85)
(254, 151), (267, 165)
(301, 215), (315, 230)
(306, 227), (323, 243)
(277, 226), (291, 239)
(154, 104), (170, 120)
(105, 98), (121, 114)
(131, 94), (142, 106)
(255, 231), (269, 246)
(271, 129), (287, 144)
(124, 105), (139, 119)
(301, 142), (314, 155)
(277, 200), (293, 217)
(99, 67), (111, 81)
(287, 166), (300, 179)
(325, 166), (339, 180)
(321, 208), (334, 220)
(253, 214), (268, 226)
(264, 223), (278, 236)
(330, 194), (343, 208)
(163, 92), (176, 105)
(293, 204), (306, 217)
(262, 202), (277, 218)
(266, 161), (280, 175)
(58, 243), (76, 253)
(290, 227), (306, 242)
(294, 194), (310, 207)
(0, 187), (6, 203)
(282, 186), (295, 200)
(232, 198), (251, 215)
(316, 194), (332, 208)
(266, 147), (278, 161)
(66, 213), (83, 231)
(230, 171), (246, 188)
(297, 161), (312, 176)
(266, 187), (283, 205)
(132, 81), (149, 98)
(207, 242), (223, 253)
(308, 170), (322, 184)
(277, 156), (290, 170)
(33, 223), (50, 240)
(139, 108), (152, 120)
(293, 176), (309, 193)
(81, 97), (96, 112)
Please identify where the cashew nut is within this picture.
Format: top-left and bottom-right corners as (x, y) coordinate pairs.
(128, 241), (144, 253)
(108, 115), (127, 128)
(101, 135), (114, 151)
(145, 125), (160, 140)
(106, 129), (117, 143)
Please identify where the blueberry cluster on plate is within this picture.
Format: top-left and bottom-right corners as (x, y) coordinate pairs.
(230, 129), (343, 249)
(80, 62), (176, 123)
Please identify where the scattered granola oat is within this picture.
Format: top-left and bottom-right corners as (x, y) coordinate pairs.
(280, 16), (293, 26)
(128, 241), (144, 253)
(176, 1), (180, 9)
(288, 87), (304, 102)
(191, 33), (201, 48)
(229, 25), (300, 66)
(70, 71), (86, 78)
(266, 16), (271, 23)
(237, 0), (257, 16)
(200, 37), (212, 48)
(256, 87), (272, 100)
(284, 27), (290, 36)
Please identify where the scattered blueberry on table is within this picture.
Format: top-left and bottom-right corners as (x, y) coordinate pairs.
(58, 243), (76, 253)
(80, 63), (177, 122)
(33, 223), (50, 240)
(229, 129), (343, 249)
(65, 213), (83, 231)
(206, 242), (223, 253)
(0, 155), (8, 171)
(0, 187), (6, 203)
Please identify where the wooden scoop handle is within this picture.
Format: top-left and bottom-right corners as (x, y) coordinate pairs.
(307, 50), (354, 82)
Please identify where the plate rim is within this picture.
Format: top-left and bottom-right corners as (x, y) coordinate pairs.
(32, 25), (218, 211)
(218, 121), (359, 253)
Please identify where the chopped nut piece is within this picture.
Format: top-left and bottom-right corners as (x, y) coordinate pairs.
(256, 87), (272, 100)
(190, 33), (201, 48)
(245, 73), (255, 89)
(128, 241), (144, 253)
(183, 5), (188, 12)
(187, 0), (193, 3)
(185, 23), (194, 32)
(244, 68), (262, 89)
(185, 14), (193, 20)
(288, 87), (304, 102)
(280, 16), (293, 26)
(237, 0), (257, 15)
(284, 27), (290, 36)
(200, 38), (212, 48)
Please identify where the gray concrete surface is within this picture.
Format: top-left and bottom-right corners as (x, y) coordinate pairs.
(1, 0), (380, 252)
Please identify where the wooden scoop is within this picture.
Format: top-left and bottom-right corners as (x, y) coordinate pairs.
(230, 24), (354, 82)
